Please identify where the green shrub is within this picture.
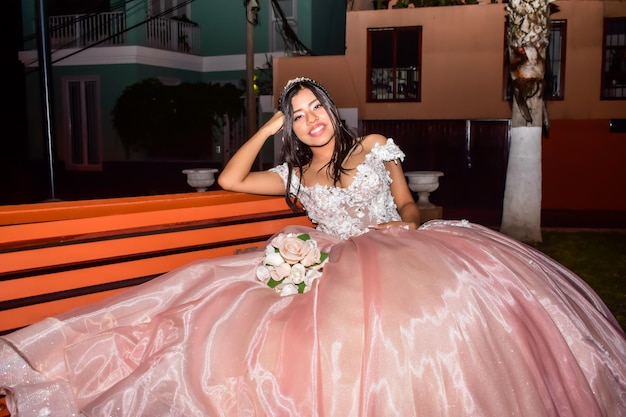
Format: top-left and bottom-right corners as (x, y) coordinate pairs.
(111, 78), (244, 159)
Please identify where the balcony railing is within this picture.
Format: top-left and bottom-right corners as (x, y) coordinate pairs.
(146, 17), (200, 54)
(49, 12), (126, 49)
(48, 12), (201, 55)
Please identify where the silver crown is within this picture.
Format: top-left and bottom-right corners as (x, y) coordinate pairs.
(282, 77), (315, 92)
(279, 77), (328, 107)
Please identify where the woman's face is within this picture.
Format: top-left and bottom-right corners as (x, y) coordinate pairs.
(290, 87), (335, 150)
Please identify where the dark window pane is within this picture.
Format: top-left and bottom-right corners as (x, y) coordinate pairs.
(601, 17), (626, 100)
(371, 30), (394, 68)
(68, 81), (84, 164)
(397, 29), (419, 68)
(545, 20), (566, 100)
(368, 26), (421, 102)
(85, 81), (99, 165)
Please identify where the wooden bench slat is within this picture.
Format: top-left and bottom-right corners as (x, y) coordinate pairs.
(0, 192), (282, 225)
(0, 244), (266, 303)
(0, 191), (314, 334)
(0, 199), (298, 245)
(0, 238), (271, 334)
(0, 216), (311, 274)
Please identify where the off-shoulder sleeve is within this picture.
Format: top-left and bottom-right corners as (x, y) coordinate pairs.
(371, 138), (405, 163)
(270, 163), (301, 197)
(269, 163), (289, 185)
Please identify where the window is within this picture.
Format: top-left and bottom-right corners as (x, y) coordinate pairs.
(503, 20), (567, 101)
(149, 0), (190, 19)
(62, 77), (102, 170)
(601, 17), (626, 100)
(368, 26), (422, 102)
(545, 20), (566, 100)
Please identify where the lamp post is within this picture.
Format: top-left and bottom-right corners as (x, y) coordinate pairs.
(35, 0), (58, 201)
(245, 0), (260, 138)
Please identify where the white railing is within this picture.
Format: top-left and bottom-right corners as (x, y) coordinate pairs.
(48, 12), (200, 55)
(49, 12), (126, 49)
(145, 17), (201, 54)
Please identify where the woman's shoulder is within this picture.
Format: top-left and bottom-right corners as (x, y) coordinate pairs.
(358, 135), (404, 161)
(360, 133), (388, 152)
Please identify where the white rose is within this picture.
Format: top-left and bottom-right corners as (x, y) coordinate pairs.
(256, 265), (271, 283)
(289, 262), (307, 284)
(309, 256), (329, 271)
(303, 269), (323, 287)
(276, 235), (312, 264)
(264, 251), (285, 267)
(277, 282), (299, 296)
(264, 243), (276, 255)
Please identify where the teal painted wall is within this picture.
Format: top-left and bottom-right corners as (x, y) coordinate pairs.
(279, 0), (346, 56)
(195, 0), (345, 57)
(19, 0), (347, 163)
(24, 63), (248, 161)
(312, 0), (347, 55)
(21, 0), (35, 51)
(123, 0), (149, 47)
(197, 0), (272, 56)
(20, 0), (345, 56)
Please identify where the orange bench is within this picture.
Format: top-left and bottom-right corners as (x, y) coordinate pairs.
(0, 191), (313, 335)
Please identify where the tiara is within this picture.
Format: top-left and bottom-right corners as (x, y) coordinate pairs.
(279, 77), (329, 107)
(282, 77), (316, 92)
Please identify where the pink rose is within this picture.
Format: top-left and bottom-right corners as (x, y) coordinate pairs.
(270, 233), (290, 249)
(269, 262), (291, 281)
(275, 235), (312, 264)
(300, 244), (321, 267)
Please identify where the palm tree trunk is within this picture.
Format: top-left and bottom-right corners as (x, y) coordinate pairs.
(500, 0), (553, 243)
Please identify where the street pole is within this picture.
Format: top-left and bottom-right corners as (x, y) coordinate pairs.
(245, 1), (260, 139)
(35, 0), (58, 201)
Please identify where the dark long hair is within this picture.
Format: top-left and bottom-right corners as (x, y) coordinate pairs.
(278, 77), (361, 211)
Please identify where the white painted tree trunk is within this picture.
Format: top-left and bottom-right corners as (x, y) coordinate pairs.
(501, 126), (542, 242)
(500, 0), (553, 243)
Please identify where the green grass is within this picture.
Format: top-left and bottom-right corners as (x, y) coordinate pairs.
(532, 230), (626, 332)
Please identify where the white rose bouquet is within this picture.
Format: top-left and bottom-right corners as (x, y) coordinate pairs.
(256, 232), (329, 296)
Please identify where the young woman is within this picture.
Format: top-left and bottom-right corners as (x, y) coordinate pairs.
(218, 76), (421, 237)
(1, 78), (625, 417)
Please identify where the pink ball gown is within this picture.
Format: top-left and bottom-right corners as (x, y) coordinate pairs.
(1, 140), (625, 416)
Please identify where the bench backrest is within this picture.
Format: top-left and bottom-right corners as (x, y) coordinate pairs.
(0, 191), (313, 334)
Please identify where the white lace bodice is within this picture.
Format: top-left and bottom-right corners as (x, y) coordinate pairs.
(271, 139), (404, 240)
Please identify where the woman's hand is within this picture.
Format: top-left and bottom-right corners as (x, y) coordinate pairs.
(263, 111), (285, 136)
(369, 220), (418, 231)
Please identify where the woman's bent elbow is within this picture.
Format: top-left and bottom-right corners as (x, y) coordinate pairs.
(217, 175), (235, 191)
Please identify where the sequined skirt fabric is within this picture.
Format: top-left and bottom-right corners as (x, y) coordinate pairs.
(1, 221), (625, 416)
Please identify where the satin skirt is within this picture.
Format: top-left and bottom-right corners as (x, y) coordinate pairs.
(1, 220), (625, 417)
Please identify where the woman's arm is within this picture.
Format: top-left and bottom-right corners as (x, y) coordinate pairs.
(361, 134), (420, 231)
(385, 159), (421, 230)
(217, 112), (286, 195)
